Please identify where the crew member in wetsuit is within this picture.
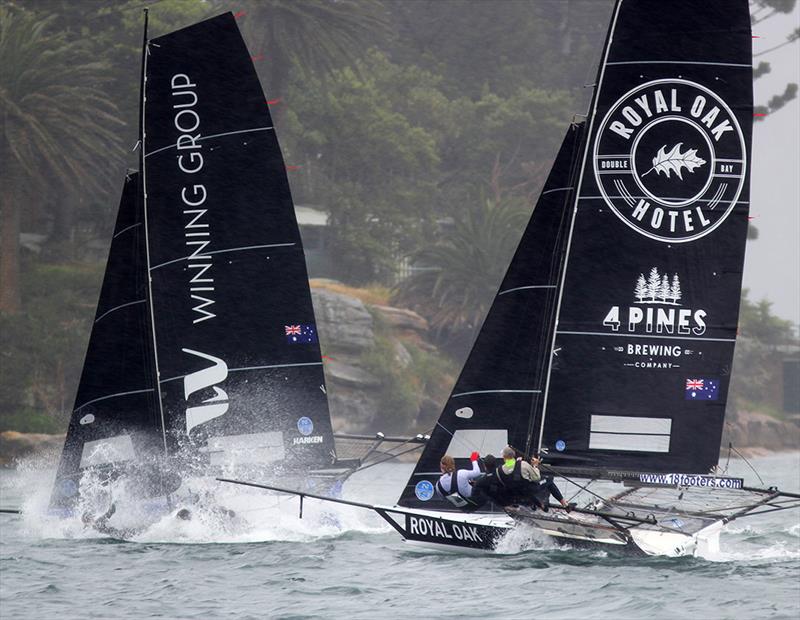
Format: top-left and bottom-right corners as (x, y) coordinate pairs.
(469, 454), (512, 508)
(436, 452), (483, 510)
(529, 454), (574, 512)
(497, 446), (574, 511)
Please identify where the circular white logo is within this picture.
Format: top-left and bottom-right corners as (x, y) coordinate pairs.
(593, 79), (746, 243)
(415, 480), (434, 501)
(297, 416), (314, 436)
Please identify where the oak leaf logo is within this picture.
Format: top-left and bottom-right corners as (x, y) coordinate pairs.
(641, 143), (707, 180)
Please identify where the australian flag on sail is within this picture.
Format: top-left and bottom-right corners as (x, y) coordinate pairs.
(285, 324), (318, 344)
(685, 378), (719, 401)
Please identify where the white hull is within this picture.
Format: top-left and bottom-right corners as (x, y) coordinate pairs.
(375, 504), (722, 557)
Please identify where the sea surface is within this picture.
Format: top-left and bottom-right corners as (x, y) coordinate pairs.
(1, 452), (798, 620)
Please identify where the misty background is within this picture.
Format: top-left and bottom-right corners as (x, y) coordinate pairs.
(0, 0), (797, 443)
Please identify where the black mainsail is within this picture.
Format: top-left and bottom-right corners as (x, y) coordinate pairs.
(52, 13), (336, 509)
(143, 14), (334, 469)
(538, 0), (752, 474)
(400, 0), (753, 509)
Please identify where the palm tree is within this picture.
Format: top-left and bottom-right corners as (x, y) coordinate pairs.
(0, 7), (124, 312)
(393, 194), (529, 350)
(232, 0), (389, 106)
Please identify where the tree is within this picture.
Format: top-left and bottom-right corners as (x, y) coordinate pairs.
(659, 273), (670, 303)
(392, 188), (529, 351)
(284, 51), (441, 282)
(230, 0), (389, 110)
(751, 0), (799, 119)
(729, 288), (796, 412)
(0, 7), (124, 312)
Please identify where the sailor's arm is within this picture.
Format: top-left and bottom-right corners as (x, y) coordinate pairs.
(464, 453), (482, 481)
(520, 460), (541, 482)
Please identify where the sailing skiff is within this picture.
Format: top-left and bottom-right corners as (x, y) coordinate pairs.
(49, 12), (386, 515)
(223, 0), (799, 557)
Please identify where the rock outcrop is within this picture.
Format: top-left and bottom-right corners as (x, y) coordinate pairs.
(310, 282), (448, 435)
(721, 410), (800, 452)
(0, 431), (64, 467)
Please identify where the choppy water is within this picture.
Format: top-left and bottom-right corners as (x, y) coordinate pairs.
(1, 452), (799, 619)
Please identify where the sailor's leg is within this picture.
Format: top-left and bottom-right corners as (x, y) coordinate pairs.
(542, 476), (565, 503)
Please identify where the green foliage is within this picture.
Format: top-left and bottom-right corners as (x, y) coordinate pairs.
(0, 262), (102, 430)
(0, 6), (124, 199)
(285, 51), (441, 282)
(231, 0), (389, 100)
(358, 327), (457, 433)
(392, 193), (529, 352)
(729, 289), (797, 413)
(0, 408), (64, 434)
(360, 335), (418, 429)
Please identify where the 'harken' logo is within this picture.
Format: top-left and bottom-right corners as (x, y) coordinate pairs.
(593, 79), (746, 243)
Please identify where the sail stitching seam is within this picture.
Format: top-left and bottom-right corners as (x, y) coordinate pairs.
(557, 330), (735, 342)
(579, 195), (749, 204)
(607, 60), (751, 68)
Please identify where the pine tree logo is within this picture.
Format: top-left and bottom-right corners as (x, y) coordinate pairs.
(634, 268), (682, 305)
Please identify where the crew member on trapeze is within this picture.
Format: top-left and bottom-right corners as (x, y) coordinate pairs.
(496, 446), (574, 512)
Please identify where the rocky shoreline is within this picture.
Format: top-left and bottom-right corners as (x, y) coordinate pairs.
(3, 408), (797, 469)
(3, 282), (797, 468)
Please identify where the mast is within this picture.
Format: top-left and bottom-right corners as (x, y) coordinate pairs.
(535, 0), (623, 453)
(138, 8), (168, 455)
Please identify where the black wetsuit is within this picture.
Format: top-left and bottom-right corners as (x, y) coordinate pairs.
(471, 470), (513, 508)
(531, 475), (565, 510)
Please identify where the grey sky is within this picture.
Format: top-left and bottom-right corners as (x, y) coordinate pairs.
(746, 4), (800, 326)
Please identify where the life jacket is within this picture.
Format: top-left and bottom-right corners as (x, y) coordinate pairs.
(437, 470), (475, 510)
(496, 460), (537, 498)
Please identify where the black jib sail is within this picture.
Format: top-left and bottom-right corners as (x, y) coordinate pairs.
(51, 174), (162, 508)
(399, 125), (585, 509)
(538, 0), (752, 474)
(143, 13), (335, 470)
